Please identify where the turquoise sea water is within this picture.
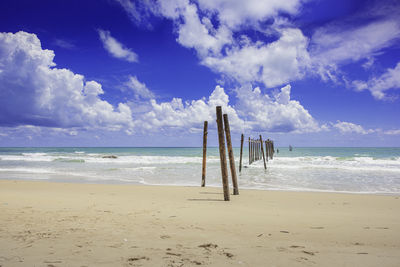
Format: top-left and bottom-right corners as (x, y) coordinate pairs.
(0, 147), (399, 194)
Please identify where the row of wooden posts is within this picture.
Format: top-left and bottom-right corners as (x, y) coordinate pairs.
(248, 138), (275, 166)
(201, 106), (275, 201)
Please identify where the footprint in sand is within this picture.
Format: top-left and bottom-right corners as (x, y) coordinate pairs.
(127, 256), (149, 264)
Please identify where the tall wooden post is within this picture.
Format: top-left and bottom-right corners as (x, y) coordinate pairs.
(257, 140), (260, 160)
(201, 121), (208, 187)
(223, 114), (239, 195)
(271, 141), (274, 159)
(248, 137), (251, 165)
(216, 106), (230, 201)
(239, 134), (244, 172)
(255, 140), (257, 161)
(265, 141), (269, 162)
(251, 139), (254, 164)
(260, 135), (267, 169)
(268, 140), (272, 160)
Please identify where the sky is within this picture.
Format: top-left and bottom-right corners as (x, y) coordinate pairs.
(0, 0), (399, 147)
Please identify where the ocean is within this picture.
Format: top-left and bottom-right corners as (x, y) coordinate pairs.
(0, 147), (399, 195)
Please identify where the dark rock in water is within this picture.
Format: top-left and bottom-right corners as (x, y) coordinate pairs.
(102, 155), (118, 159)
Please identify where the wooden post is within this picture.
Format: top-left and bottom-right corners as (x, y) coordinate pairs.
(268, 140), (272, 160)
(260, 135), (266, 169)
(271, 141), (274, 159)
(265, 140), (269, 162)
(255, 139), (257, 161)
(201, 121), (208, 187)
(248, 137), (251, 165)
(223, 114), (239, 195)
(239, 134), (244, 172)
(216, 106), (230, 201)
(251, 138), (253, 164)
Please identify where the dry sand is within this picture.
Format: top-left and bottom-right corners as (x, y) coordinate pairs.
(0, 180), (399, 266)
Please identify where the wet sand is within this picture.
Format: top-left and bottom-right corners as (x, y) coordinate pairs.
(0, 180), (399, 266)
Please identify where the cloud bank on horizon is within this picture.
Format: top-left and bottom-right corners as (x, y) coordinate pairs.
(0, 0), (399, 146)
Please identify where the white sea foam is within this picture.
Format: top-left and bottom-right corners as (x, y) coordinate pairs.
(1, 148), (400, 194)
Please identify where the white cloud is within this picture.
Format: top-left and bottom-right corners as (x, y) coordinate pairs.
(197, 0), (302, 29)
(176, 3), (232, 57)
(235, 84), (321, 133)
(0, 31), (133, 129)
(352, 62), (400, 100)
(115, 0), (159, 29)
(333, 121), (375, 135)
(97, 29), (138, 62)
(385, 129), (400, 135)
(202, 28), (311, 87)
(131, 85), (244, 132)
(125, 76), (155, 99)
(53, 39), (76, 50)
(312, 20), (400, 65)
(115, 0), (311, 88)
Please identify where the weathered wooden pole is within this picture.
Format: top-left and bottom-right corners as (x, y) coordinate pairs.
(265, 140), (269, 162)
(239, 134), (244, 172)
(255, 140), (257, 161)
(252, 139), (255, 163)
(268, 140), (272, 160)
(248, 137), (251, 165)
(223, 114), (239, 195)
(201, 121), (208, 187)
(260, 135), (267, 169)
(216, 106), (230, 201)
(252, 139), (254, 162)
(271, 140), (275, 159)
(257, 140), (259, 160)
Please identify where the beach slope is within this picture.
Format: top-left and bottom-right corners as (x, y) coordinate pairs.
(0, 180), (399, 266)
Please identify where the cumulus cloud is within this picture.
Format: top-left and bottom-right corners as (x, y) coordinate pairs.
(125, 76), (155, 99)
(0, 31), (133, 129)
(202, 28), (311, 87)
(197, 0), (302, 29)
(235, 84), (321, 133)
(352, 62), (400, 99)
(333, 121), (375, 135)
(131, 85), (244, 132)
(0, 31), (321, 136)
(115, 0), (311, 88)
(97, 29), (138, 62)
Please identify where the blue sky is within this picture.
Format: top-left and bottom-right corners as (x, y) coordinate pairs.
(0, 0), (399, 147)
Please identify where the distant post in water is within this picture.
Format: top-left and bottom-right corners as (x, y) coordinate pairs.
(260, 135), (267, 170)
(201, 121), (208, 187)
(239, 134), (244, 172)
(223, 114), (239, 195)
(248, 137), (251, 165)
(216, 106), (230, 201)
(271, 141), (275, 159)
(265, 140), (269, 162)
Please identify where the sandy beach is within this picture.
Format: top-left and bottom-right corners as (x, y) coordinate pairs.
(0, 180), (399, 266)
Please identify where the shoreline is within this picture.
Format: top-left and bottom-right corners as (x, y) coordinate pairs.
(1, 177), (399, 196)
(1, 179), (400, 266)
